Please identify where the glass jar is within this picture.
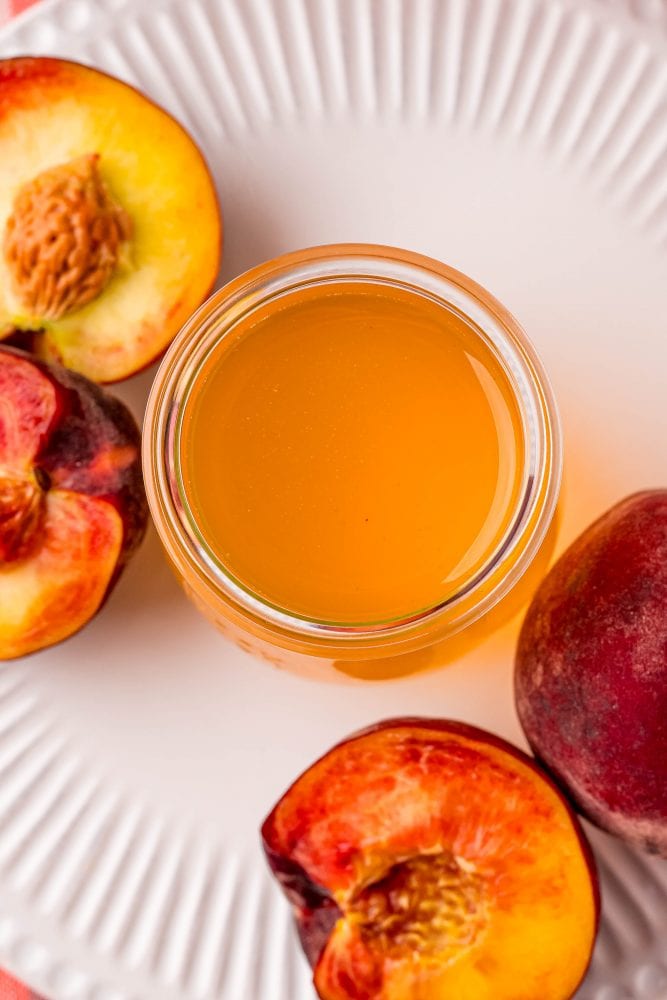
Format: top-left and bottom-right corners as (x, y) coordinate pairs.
(143, 244), (561, 678)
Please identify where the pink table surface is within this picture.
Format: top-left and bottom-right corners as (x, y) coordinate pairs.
(0, 971), (42, 1000)
(0, 0), (37, 21)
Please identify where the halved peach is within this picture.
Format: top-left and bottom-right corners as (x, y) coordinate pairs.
(0, 345), (148, 658)
(0, 57), (221, 382)
(263, 719), (599, 1000)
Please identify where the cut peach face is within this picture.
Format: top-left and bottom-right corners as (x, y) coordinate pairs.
(263, 719), (599, 1000)
(0, 346), (148, 658)
(0, 57), (221, 382)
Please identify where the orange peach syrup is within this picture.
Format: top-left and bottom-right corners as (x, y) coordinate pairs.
(180, 281), (525, 627)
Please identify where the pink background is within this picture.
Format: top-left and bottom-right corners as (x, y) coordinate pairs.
(0, 0), (38, 23)
(4, 0), (38, 18)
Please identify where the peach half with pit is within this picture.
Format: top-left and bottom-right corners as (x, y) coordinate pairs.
(0, 57), (221, 383)
(0, 345), (148, 659)
(262, 718), (599, 1000)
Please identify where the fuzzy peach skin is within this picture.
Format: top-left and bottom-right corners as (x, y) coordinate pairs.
(262, 718), (599, 1000)
(0, 346), (148, 658)
(516, 491), (667, 857)
(0, 57), (221, 382)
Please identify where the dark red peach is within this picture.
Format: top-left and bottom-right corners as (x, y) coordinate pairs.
(516, 491), (667, 857)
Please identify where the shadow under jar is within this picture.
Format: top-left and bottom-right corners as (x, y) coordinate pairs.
(143, 245), (561, 679)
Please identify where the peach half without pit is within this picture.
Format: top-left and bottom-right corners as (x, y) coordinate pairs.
(0, 346), (148, 659)
(0, 57), (221, 382)
(262, 718), (599, 1000)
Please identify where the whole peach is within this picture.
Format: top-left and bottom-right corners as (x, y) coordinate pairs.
(515, 491), (667, 856)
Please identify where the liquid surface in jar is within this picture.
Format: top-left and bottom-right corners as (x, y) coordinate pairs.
(180, 281), (525, 625)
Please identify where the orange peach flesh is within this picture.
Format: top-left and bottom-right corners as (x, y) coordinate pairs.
(263, 721), (598, 1000)
(0, 491), (122, 658)
(0, 347), (58, 561)
(0, 350), (124, 658)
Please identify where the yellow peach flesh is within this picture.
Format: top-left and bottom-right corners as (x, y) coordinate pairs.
(0, 58), (221, 382)
(0, 490), (122, 659)
(264, 721), (599, 1000)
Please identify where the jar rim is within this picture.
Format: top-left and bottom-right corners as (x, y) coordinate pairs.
(143, 244), (562, 645)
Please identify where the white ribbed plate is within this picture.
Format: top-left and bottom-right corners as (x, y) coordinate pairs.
(0, 0), (666, 998)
